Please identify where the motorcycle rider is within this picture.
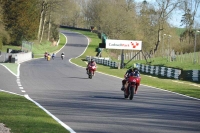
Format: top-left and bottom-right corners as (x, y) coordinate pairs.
(44, 51), (48, 59)
(86, 58), (97, 75)
(52, 53), (55, 59)
(121, 63), (140, 94)
(61, 52), (65, 59)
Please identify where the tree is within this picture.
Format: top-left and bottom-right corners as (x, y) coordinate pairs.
(151, 0), (180, 54)
(0, 1), (10, 49)
(180, 0), (200, 50)
(38, 0), (66, 43)
(1, 0), (40, 45)
(137, 1), (158, 55)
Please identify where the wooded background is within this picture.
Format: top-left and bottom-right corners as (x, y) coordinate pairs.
(0, 0), (199, 59)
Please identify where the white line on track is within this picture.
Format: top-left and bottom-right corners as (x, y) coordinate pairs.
(1, 56), (76, 133)
(1, 64), (17, 77)
(24, 94), (76, 133)
(0, 89), (23, 96)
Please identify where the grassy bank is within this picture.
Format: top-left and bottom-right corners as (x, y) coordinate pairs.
(32, 33), (66, 58)
(0, 92), (69, 133)
(1, 33), (66, 59)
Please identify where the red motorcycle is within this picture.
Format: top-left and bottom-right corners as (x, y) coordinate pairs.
(87, 65), (96, 79)
(124, 75), (141, 100)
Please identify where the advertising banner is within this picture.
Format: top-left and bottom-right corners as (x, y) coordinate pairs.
(106, 39), (142, 50)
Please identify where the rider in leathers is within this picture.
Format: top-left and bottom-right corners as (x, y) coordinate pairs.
(86, 59), (97, 75)
(121, 65), (140, 94)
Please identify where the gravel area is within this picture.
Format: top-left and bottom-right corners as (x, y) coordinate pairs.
(0, 123), (11, 133)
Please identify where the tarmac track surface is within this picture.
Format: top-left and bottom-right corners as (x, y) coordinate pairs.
(6, 30), (200, 133)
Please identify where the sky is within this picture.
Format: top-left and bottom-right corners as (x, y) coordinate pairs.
(135, 0), (200, 28)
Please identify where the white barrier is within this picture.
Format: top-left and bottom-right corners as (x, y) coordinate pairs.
(86, 56), (119, 68)
(7, 52), (32, 63)
(192, 70), (199, 81)
(137, 63), (182, 80)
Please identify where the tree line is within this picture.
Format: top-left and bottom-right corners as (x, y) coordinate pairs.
(0, 0), (67, 47)
(0, 0), (199, 57)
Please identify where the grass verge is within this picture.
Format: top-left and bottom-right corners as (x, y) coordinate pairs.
(0, 92), (69, 133)
(1, 63), (18, 75)
(32, 33), (66, 58)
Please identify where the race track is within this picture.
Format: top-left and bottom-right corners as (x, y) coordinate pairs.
(2, 30), (200, 133)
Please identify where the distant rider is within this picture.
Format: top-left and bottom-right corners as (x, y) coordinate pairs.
(61, 52), (65, 59)
(44, 51), (48, 59)
(86, 59), (97, 75)
(52, 53), (55, 59)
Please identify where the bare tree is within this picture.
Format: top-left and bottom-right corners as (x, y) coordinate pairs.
(180, 0), (200, 47)
(153, 0), (180, 54)
(38, 0), (66, 43)
(38, 0), (47, 41)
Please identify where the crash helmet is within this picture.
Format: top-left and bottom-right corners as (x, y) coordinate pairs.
(131, 63), (138, 72)
(91, 58), (94, 63)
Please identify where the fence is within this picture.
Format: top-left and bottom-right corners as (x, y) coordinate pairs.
(117, 50), (200, 65)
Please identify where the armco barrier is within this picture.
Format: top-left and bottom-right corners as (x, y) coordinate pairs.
(179, 70), (200, 81)
(192, 70), (199, 81)
(85, 58), (199, 81)
(137, 63), (182, 80)
(137, 63), (200, 81)
(86, 56), (119, 68)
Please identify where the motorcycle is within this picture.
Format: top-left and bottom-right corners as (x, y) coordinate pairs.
(52, 55), (55, 60)
(61, 54), (64, 60)
(123, 75), (141, 100)
(47, 54), (51, 61)
(87, 65), (96, 79)
(52, 54), (55, 60)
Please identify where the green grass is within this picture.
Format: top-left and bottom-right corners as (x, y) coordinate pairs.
(0, 92), (69, 133)
(176, 27), (186, 36)
(1, 63), (18, 75)
(32, 33), (66, 58)
(1, 33), (66, 58)
(1, 45), (22, 52)
(124, 56), (200, 70)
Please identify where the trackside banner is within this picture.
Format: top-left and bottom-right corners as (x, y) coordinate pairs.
(106, 39), (142, 50)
